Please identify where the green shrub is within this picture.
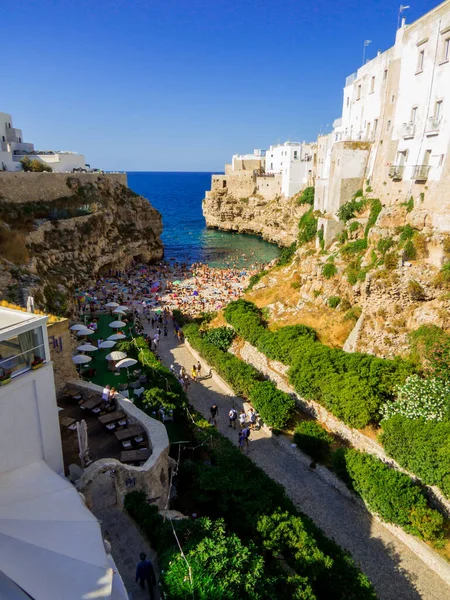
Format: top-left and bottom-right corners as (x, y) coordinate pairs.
(344, 306), (362, 322)
(377, 237), (394, 255)
(204, 326), (236, 351)
(297, 187), (315, 206)
(364, 199), (382, 238)
(328, 296), (341, 309)
(298, 208), (317, 245)
(247, 270), (268, 291)
(380, 415), (450, 497)
(409, 324), (450, 379)
(339, 298), (352, 311)
(348, 221), (360, 233)
(403, 240), (417, 260)
(249, 381), (295, 429)
(398, 224), (415, 244)
(384, 251), (398, 270)
(381, 375), (450, 422)
(20, 157), (52, 172)
(401, 197), (414, 213)
(278, 243), (297, 267)
(336, 194), (367, 222)
(293, 421), (333, 462)
(322, 262), (337, 279)
(341, 239), (368, 256)
(338, 449), (444, 541)
(317, 226), (325, 250)
(407, 279), (425, 300)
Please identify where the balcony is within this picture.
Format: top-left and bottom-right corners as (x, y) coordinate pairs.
(401, 122), (416, 138)
(412, 164), (431, 181)
(425, 116), (441, 136)
(389, 165), (405, 180)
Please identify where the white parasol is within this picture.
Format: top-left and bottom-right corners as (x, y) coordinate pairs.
(72, 355), (92, 365)
(76, 328), (94, 336)
(98, 340), (116, 349)
(70, 324), (87, 331)
(115, 358), (137, 369)
(114, 305), (130, 312)
(105, 351), (127, 361)
(109, 320), (126, 328)
(76, 420), (89, 469)
(104, 302), (119, 308)
(112, 310), (127, 316)
(76, 344), (98, 352)
(107, 333), (126, 341)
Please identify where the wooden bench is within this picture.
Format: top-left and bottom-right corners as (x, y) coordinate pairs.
(98, 410), (126, 426)
(120, 448), (151, 463)
(114, 425), (145, 442)
(81, 397), (102, 410)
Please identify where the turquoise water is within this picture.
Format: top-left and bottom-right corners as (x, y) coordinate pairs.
(127, 171), (280, 269)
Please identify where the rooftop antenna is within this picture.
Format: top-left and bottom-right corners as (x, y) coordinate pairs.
(398, 5), (410, 30)
(362, 40), (372, 66)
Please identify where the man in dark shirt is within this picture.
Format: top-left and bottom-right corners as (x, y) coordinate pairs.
(135, 552), (157, 599)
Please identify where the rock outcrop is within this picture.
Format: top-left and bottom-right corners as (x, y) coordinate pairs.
(202, 188), (305, 247)
(0, 173), (163, 313)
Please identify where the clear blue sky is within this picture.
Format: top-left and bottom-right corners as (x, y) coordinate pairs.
(2, 0), (438, 171)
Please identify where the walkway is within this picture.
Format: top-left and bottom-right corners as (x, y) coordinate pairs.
(95, 506), (160, 600)
(152, 321), (450, 600)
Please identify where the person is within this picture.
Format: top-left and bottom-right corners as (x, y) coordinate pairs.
(191, 364), (197, 381)
(228, 407), (237, 429)
(135, 552), (156, 600)
(210, 403), (219, 426)
(196, 360), (201, 376)
(239, 409), (246, 429)
(238, 430), (245, 453)
(242, 426), (251, 450)
(248, 408), (257, 430)
(101, 384), (111, 402)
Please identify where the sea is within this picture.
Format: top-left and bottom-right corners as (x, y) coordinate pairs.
(126, 171), (280, 269)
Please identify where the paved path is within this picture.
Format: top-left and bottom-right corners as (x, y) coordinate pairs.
(95, 506), (160, 600)
(150, 320), (450, 600)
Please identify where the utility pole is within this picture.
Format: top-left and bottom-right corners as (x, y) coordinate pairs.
(397, 5), (410, 30)
(362, 40), (372, 66)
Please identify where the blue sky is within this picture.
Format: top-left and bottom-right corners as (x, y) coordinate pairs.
(2, 0), (438, 171)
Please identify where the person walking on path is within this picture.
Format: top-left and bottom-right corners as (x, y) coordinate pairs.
(210, 403), (219, 426)
(196, 360), (202, 377)
(191, 364), (197, 381)
(248, 408), (257, 430)
(135, 552), (157, 600)
(239, 409), (246, 429)
(242, 426), (251, 452)
(228, 407), (238, 429)
(238, 430), (245, 453)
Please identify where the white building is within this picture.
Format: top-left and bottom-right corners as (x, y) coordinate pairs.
(0, 111), (88, 172)
(0, 306), (124, 599)
(266, 141), (314, 197)
(316, 0), (450, 240)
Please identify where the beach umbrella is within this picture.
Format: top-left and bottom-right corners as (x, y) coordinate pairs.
(104, 302), (119, 308)
(107, 333), (126, 341)
(173, 280), (181, 285)
(76, 344), (98, 352)
(192, 291), (199, 296)
(72, 355), (92, 365)
(112, 310), (127, 316)
(109, 320), (126, 328)
(105, 351), (127, 361)
(76, 328), (94, 336)
(70, 324), (87, 331)
(114, 305), (130, 312)
(115, 358), (137, 369)
(76, 419), (89, 469)
(98, 340), (116, 349)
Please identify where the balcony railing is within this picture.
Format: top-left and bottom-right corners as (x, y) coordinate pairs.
(426, 116), (441, 135)
(401, 122), (416, 138)
(412, 164), (431, 181)
(389, 165), (405, 180)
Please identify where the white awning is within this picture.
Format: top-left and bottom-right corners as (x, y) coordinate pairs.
(0, 461), (113, 599)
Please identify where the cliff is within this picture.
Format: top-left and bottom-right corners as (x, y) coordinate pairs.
(202, 188), (305, 247)
(0, 173), (163, 314)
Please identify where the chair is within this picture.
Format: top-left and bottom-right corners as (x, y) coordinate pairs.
(118, 383), (128, 391)
(129, 381), (140, 389)
(134, 387), (145, 399)
(139, 375), (148, 384)
(122, 440), (132, 450)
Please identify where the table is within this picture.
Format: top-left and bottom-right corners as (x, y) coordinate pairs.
(120, 449), (151, 463)
(65, 390), (83, 401)
(60, 416), (76, 428)
(114, 425), (144, 442)
(81, 397), (102, 410)
(98, 410), (126, 426)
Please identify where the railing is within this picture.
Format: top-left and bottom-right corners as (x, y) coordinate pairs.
(0, 343), (46, 380)
(388, 165), (405, 180)
(401, 122), (415, 138)
(426, 116), (441, 135)
(412, 165), (431, 181)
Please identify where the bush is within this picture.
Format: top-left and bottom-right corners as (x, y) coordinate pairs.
(298, 208), (317, 246)
(403, 240), (417, 260)
(384, 251), (398, 270)
(322, 262), (337, 279)
(344, 306), (362, 322)
(341, 239), (368, 256)
(409, 324), (450, 379)
(377, 237), (394, 255)
(249, 381), (295, 429)
(20, 156), (53, 172)
(247, 270), (268, 291)
(204, 326), (236, 351)
(407, 279), (425, 300)
(293, 421), (333, 462)
(381, 375), (450, 422)
(338, 449), (444, 541)
(364, 199), (382, 238)
(336, 195), (367, 222)
(297, 187), (315, 206)
(278, 243), (297, 267)
(398, 224), (415, 244)
(328, 296), (341, 309)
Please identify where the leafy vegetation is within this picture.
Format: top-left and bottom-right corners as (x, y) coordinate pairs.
(381, 375), (450, 422)
(364, 199), (382, 238)
(249, 381), (296, 430)
(278, 243), (297, 266)
(247, 270), (268, 291)
(20, 156), (52, 172)
(297, 186), (315, 206)
(409, 325), (450, 379)
(204, 326), (236, 351)
(298, 208), (318, 246)
(336, 192), (367, 222)
(322, 262), (337, 279)
(328, 296), (341, 309)
(293, 421), (333, 462)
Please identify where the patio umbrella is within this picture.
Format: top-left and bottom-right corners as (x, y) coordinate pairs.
(72, 355), (92, 365)
(76, 420), (89, 469)
(70, 324), (87, 331)
(112, 310), (127, 316)
(107, 333), (126, 341)
(76, 328), (94, 336)
(76, 344), (98, 352)
(109, 320), (126, 328)
(105, 351), (127, 361)
(115, 358), (137, 369)
(114, 305), (130, 312)
(104, 302), (119, 308)
(98, 340), (116, 349)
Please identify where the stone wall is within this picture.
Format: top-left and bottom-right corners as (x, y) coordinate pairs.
(0, 172), (127, 203)
(74, 381), (172, 512)
(255, 175), (282, 200)
(236, 340), (450, 516)
(47, 319), (78, 393)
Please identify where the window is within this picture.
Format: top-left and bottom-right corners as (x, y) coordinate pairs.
(423, 149), (432, 166)
(1, 136), (4, 142)
(387, 120), (391, 130)
(435, 100), (443, 120)
(411, 106), (418, 123)
(370, 76), (375, 93)
(0, 327), (45, 379)
(417, 49), (425, 72)
(391, 94), (395, 103)
(442, 37), (450, 62)
(383, 69), (388, 80)
(397, 150), (408, 166)
(294, 151), (298, 159)
(357, 84), (362, 100)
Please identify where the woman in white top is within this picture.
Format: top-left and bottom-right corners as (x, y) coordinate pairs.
(102, 384), (111, 402)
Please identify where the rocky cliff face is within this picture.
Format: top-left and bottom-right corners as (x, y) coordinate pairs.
(202, 188), (306, 247)
(0, 174), (163, 314)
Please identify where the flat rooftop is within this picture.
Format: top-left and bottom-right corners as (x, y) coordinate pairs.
(0, 306), (46, 335)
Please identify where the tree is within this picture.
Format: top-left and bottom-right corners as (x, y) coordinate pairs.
(20, 157), (52, 172)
